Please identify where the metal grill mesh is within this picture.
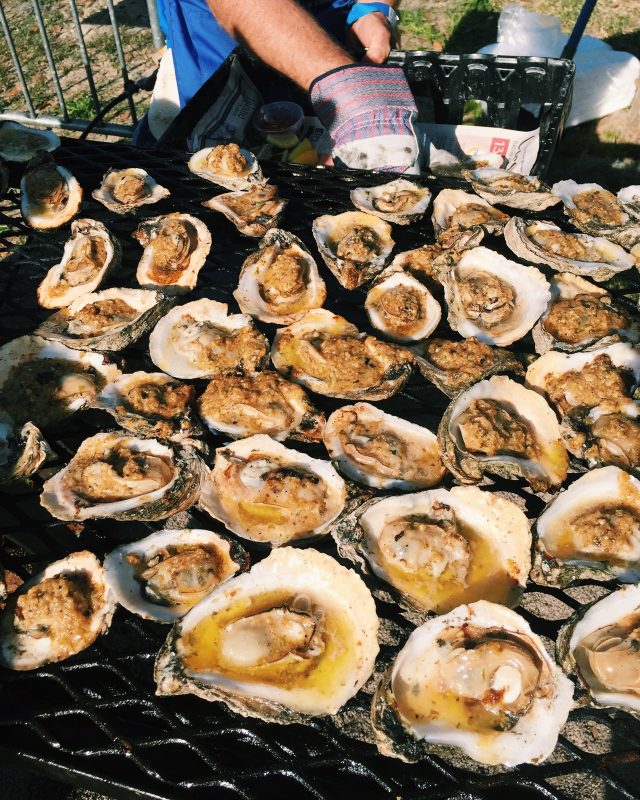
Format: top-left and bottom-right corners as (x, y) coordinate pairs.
(1, 138), (640, 800)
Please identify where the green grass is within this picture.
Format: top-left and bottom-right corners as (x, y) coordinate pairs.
(66, 91), (97, 120)
(397, 9), (445, 44)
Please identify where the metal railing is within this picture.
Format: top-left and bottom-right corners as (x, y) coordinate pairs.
(0, 0), (163, 137)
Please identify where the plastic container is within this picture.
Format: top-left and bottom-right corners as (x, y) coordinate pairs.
(253, 101), (304, 147)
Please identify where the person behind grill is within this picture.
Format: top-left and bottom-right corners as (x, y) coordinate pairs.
(144, 0), (419, 173)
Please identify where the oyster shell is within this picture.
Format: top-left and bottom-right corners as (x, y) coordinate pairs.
(350, 178), (432, 225)
(187, 143), (265, 190)
(533, 466), (640, 587)
(0, 412), (50, 485)
(442, 246), (550, 347)
(372, 601), (573, 766)
(35, 288), (172, 351)
(20, 153), (82, 230)
(432, 188), (509, 239)
(202, 184), (286, 238)
(503, 217), (635, 283)
(233, 229), (326, 324)
(197, 370), (325, 443)
(0, 121), (59, 162)
(324, 403), (444, 490)
(365, 266), (441, 343)
(134, 213), (212, 294)
(149, 299), (269, 380)
(0, 551), (116, 670)
(37, 219), (121, 309)
(334, 487), (530, 614)
(439, 375), (569, 492)
(271, 308), (414, 401)
(41, 431), (207, 522)
(104, 528), (248, 622)
(562, 402), (640, 471)
(154, 547), (379, 721)
(92, 167), (170, 214)
(464, 168), (559, 211)
(618, 185), (640, 218)
(312, 210), (394, 289)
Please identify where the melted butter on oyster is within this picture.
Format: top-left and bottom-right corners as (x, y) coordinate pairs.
(456, 398), (540, 463)
(21, 153), (82, 229)
(544, 294), (628, 346)
(92, 168), (170, 214)
(568, 187), (628, 228)
(574, 610), (640, 697)
(66, 297), (137, 336)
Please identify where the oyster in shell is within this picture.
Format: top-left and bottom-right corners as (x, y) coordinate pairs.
(439, 375), (568, 492)
(0, 121), (59, 162)
(198, 370), (325, 443)
(233, 229), (326, 324)
(432, 188), (509, 239)
(324, 403), (444, 490)
(154, 547), (379, 721)
(0, 412), (50, 485)
(504, 218), (635, 283)
(149, 299), (268, 380)
(271, 308), (414, 401)
(134, 213), (212, 294)
(365, 266), (441, 343)
(350, 178), (432, 225)
(0, 551), (116, 670)
(372, 601), (573, 766)
(618, 185), (640, 218)
(390, 244), (469, 298)
(200, 435), (347, 546)
(104, 528), (248, 623)
(562, 401), (640, 471)
(202, 183), (286, 238)
(188, 143), (265, 190)
(41, 431), (207, 522)
(92, 167), (170, 214)
(20, 153), (82, 230)
(464, 168), (559, 211)
(35, 288), (172, 351)
(312, 210), (394, 289)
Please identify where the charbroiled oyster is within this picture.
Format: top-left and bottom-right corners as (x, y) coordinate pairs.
(271, 309), (414, 401)
(104, 529), (248, 622)
(390, 244), (464, 297)
(149, 299), (269, 380)
(134, 213), (211, 294)
(432, 188), (509, 239)
(504, 218), (635, 283)
(312, 211), (394, 289)
(324, 403), (444, 490)
(0, 121), (59, 162)
(440, 376), (568, 492)
(154, 547), (379, 721)
(562, 402), (640, 471)
(37, 219), (121, 309)
(372, 601), (573, 766)
(200, 435), (346, 546)
(20, 153), (82, 230)
(198, 371), (324, 442)
(41, 431), (207, 522)
(0, 412), (50, 485)
(618, 185), (640, 218)
(350, 178), (431, 225)
(202, 184), (286, 237)
(365, 266), (441, 343)
(0, 551), (116, 670)
(92, 167), (170, 214)
(233, 229), (326, 324)
(35, 288), (172, 351)
(188, 143), (265, 190)
(464, 168), (559, 211)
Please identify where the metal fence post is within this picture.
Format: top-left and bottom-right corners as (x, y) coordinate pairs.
(105, 0), (138, 126)
(31, 0), (68, 120)
(0, 0), (36, 118)
(68, 0), (101, 115)
(145, 0), (164, 52)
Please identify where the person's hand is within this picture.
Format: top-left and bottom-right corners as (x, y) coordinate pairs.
(347, 11), (398, 64)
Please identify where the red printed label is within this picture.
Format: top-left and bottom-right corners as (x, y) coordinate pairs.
(490, 137), (509, 155)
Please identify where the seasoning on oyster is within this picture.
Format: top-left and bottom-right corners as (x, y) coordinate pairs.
(233, 229), (326, 324)
(271, 308), (414, 401)
(365, 266), (441, 343)
(334, 487), (530, 614)
(187, 143), (265, 190)
(199, 435), (347, 546)
(390, 244), (464, 297)
(92, 167), (170, 214)
(350, 178), (432, 225)
(134, 213), (212, 294)
(324, 403), (444, 490)
(440, 375), (568, 492)
(442, 246), (550, 347)
(20, 153), (82, 230)
(464, 168), (559, 211)
(0, 335), (119, 429)
(0, 412), (50, 485)
(412, 337), (524, 398)
(0, 551), (116, 670)
(94, 371), (202, 440)
(504, 218), (635, 283)
(312, 210), (394, 289)
(533, 466), (640, 587)
(40, 431), (207, 522)
(149, 298), (268, 380)
(154, 547), (379, 721)
(372, 600), (573, 766)
(562, 403), (640, 471)
(104, 529), (249, 623)
(557, 584), (640, 715)
(198, 370), (325, 442)
(0, 121), (59, 162)
(202, 183), (287, 238)
(431, 188), (509, 240)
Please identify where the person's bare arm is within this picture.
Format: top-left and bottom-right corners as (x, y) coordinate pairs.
(207, 0), (354, 89)
(349, 1), (399, 64)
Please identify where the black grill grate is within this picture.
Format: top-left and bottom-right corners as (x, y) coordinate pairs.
(1, 138), (640, 800)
